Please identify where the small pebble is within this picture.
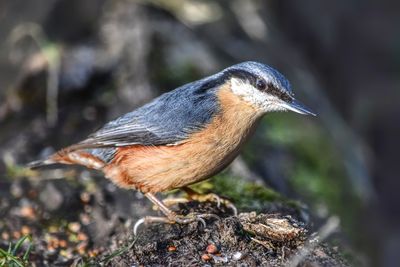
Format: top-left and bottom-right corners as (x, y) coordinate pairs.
(47, 243), (57, 252)
(211, 255), (228, 263)
(49, 237), (60, 248)
(59, 239), (67, 248)
(21, 225), (31, 235)
(68, 222), (81, 233)
(168, 245), (177, 252)
(48, 225), (58, 233)
(77, 232), (88, 241)
(206, 244), (218, 254)
(232, 252), (243, 260)
(1, 232), (9, 240)
(12, 231), (21, 239)
(201, 254), (212, 261)
(80, 213), (91, 225)
(80, 192), (91, 203)
(20, 206), (36, 220)
(88, 249), (99, 257)
(77, 241), (88, 255)
(59, 249), (72, 258)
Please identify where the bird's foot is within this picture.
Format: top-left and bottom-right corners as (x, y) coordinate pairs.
(133, 212), (219, 235)
(182, 187), (238, 216)
(162, 194), (237, 215)
(135, 193), (220, 235)
(161, 197), (189, 207)
(161, 188), (237, 215)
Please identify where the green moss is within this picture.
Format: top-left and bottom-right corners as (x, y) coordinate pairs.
(191, 174), (299, 211)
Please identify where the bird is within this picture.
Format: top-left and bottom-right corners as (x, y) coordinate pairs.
(28, 61), (315, 232)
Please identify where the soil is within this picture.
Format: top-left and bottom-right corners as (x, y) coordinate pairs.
(0, 175), (347, 266)
(100, 203), (347, 266)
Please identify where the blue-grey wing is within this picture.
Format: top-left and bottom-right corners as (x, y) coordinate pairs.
(77, 78), (221, 149)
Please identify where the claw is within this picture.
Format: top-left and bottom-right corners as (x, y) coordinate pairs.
(182, 187), (238, 216)
(188, 216), (206, 228)
(209, 193), (222, 208)
(173, 213), (220, 228)
(135, 192), (222, 235)
(133, 216), (172, 235)
(226, 203), (238, 216)
(133, 218), (146, 235)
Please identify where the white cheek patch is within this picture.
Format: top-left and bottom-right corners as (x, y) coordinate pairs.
(230, 77), (287, 113)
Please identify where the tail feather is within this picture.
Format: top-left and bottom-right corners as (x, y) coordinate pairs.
(27, 147), (76, 169)
(27, 149), (106, 170)
(27, 158), (57, 169)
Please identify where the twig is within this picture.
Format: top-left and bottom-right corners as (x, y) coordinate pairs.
(8, 22), (60, 126)
(287, 216), (340, 267)
(46, 51), (60, 126)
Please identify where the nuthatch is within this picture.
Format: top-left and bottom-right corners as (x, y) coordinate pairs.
(29, 61), (315, 232)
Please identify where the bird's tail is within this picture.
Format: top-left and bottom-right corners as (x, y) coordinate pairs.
(27, 148), (106, 170)
(26, 158), (57, 169)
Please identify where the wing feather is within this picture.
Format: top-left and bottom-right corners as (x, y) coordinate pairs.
(73, 77), (221, 150)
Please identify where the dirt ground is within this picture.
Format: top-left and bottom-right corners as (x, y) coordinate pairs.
(0, 172), (347, 266)
(104, 204), (347, 266)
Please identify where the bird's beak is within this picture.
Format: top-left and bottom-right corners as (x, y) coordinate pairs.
(280, 98), (317, 116)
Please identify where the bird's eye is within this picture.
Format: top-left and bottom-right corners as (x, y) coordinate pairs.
(256, 79), (267, 90)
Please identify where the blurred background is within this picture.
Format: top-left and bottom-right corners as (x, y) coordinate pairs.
(0, 0), (398, 266)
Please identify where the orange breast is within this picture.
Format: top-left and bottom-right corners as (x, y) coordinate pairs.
(103, 84), (263, 193)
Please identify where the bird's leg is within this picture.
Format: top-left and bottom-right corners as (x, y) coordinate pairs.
(145, 192), (177, 219)
(133, 192), (219, 235)
(162, 187), (237, 216)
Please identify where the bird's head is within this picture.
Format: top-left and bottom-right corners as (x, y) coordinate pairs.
(223, 61), (316, 116)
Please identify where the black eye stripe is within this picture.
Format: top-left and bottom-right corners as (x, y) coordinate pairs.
(226, 69), (292, 102)
(254, 80), (291, 101)
(262, 83), (292, 102)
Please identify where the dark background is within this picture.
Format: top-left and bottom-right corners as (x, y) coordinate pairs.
(0, 0), (399, 266)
